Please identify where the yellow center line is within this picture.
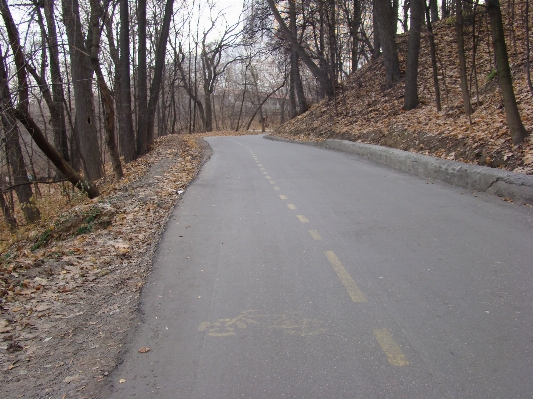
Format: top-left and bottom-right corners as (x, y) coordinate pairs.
(324, 251), (367, 303)
(287, 204), (297, 210)
(297, 215), (309, 223)
(308, 230), (322, 240)
(274, 187), (280, 190)
(279, 195), (287, 200)
(373, 329), (409, 366)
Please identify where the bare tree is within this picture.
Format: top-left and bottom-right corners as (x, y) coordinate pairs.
(374, 0), (400, 88)
(266, 0), (334, 97)
(455, 0), (472, 121)
(0, 3), (99, 198)
(404, 0), (424, 110)
(487, 0), (528, 144)
(0, 5), (41, 223)
(88, 0), (123, 179)
(425, 0), (442, 111)
(118, 0), (136, 162)
(61, 0), (103, 181)
(201, 16), (243, 132)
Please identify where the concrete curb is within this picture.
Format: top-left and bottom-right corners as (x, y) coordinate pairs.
(264, 135), (533, 203)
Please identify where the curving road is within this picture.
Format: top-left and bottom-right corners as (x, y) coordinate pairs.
(102, 134), (533, 398)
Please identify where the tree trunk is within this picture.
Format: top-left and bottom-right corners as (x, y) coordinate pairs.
(204, 85), (213, 132)
(0, 190), (17, 231)
(289, 66), (297, 119)
(289, 0), (308, 114)
(487, 0), (529, 144)
(137, 0), (148, 155)
(61, 0), (103, 181)
(0, 7), (41, 223)
(327, 0), (337, 89)
(404, 0), (423, 110)
(372, 0), (382, 58)
(146, 0), (174, 142)
(119, 0), (136, 162)
(425, 0), (442, 111)
(456, 0), (472, 120)
(430, 0), (439, 21)
(43, 0), (69, 163)
(374, 0), (401, 88)
(88, 0), (123, 180)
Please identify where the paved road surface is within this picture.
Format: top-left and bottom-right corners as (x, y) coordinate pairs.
(103, 135), (533, 398)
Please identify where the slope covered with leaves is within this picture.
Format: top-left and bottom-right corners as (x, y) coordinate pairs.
(274, 6), (533, 174)
(0, 132), (257, 398)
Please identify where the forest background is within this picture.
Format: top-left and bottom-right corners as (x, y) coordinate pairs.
(1, 0), (533, 396)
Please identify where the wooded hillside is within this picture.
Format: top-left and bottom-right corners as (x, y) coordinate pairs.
(274, 1), (533, 174)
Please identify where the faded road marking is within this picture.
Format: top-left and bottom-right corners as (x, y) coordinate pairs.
(263, 172), (268, 174)
(308, 230), (322, 240)
(287, 204), (297, 210)
(373, 329), (409, 366)
(269, 181), (275, 184)
(279, 195), (287, 200)
(297, 215), (309, 223)
(274, 187), (280, 190)
(324, 251), (367, 303)
(198, 310), (326, 337)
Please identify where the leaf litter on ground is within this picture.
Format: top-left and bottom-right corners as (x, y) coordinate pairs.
(0, 132), (257, 398)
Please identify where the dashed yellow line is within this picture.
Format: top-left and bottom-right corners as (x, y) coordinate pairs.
(297, 215), (309, 223)
(269, 181), (275, 185)
(287, 204), (297, 210)
(258, 164), (263, 166)
(308, 230), (322, 240)
(279, 195), (287, 200)
(373, 329), (409, 366)
(263, 172), (268, 174)
(266, 176), (271, 179)
(324, 251), (367, 303)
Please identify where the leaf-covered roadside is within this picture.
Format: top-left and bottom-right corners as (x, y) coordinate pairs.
(0, 133), (212, 398)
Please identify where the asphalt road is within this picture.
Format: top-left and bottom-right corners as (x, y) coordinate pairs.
(103, 135), (533, 398)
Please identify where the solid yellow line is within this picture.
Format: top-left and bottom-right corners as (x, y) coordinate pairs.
(297, 215), (309, 223)
(308, 230), (322, 240)
(274, 187), (280, 190)
(373, 329), (409, 366)
(279, 195), (287, 200)
(287, 204), (297, 210)
(324, 251), (367, 303)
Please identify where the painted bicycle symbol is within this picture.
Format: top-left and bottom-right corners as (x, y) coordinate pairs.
(198, 310), (326, 337)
